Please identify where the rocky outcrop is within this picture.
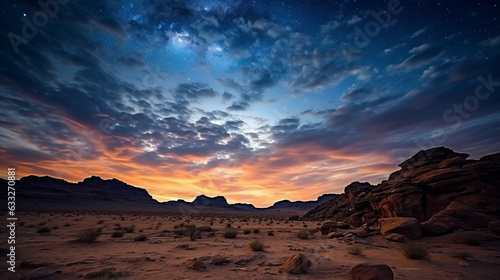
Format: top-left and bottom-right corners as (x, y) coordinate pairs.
(347, 264), (394, 280)
(304, 147), (500, 237)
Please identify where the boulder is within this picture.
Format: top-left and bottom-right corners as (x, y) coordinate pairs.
(320, 220), (336, 235)
(379, 217), (422, 240)
(345, 213), (364, 227)
(184, 258), (206, 271)
(283, 253), (311, 274)
(422, 202), (496, 236)
(383, 233), (409, 243)
(345, 182), (374, 208)
(347, 263), (394, 280)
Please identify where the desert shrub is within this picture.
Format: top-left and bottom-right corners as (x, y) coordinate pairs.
(134, 234), (147, 242)
(76, 229), (101, 242)
(174, 225), (179, 229)
(297, 230), (309, 240)
(185, 225), (200, 241)
(112, 231), (124, 238)
(253, 229), (260, 234)
(249, 239), (265, 252)
(224, 229), (238, 239)
(179, 223), (185, 227)
(125, 226), (135, 233)
(346, 245), (363, 256)
(37, 227), (51, 234)
(198, 226), (212, 232)
(173, 229), (186, 236)
(226, 223), (232, 228)
(97, 220), (104, 224)
(401, 242), (430, 260)
(244, 229), (251, 235)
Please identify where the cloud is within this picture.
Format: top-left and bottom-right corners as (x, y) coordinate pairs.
(227, 101), (250, 111)
(174, 83), (218, 102)
(387, 44), (445, 73)
(347, 15), (362, 25)
(411, 28), (426, 38)
(480, 34), (500, 47)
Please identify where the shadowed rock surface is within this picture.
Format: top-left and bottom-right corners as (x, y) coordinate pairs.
(304, 147), (500, 236)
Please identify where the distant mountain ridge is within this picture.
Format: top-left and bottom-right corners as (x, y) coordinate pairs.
(0, 175), (335, 213)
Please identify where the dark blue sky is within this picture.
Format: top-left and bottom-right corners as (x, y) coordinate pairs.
(1, 0), (499, 206)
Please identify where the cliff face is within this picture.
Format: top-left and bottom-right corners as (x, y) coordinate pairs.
(304, 147), (500, 236)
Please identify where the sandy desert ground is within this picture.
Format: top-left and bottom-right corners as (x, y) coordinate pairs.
(2, 211), (500, 280)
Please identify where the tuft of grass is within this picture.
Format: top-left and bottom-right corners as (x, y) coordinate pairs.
(134, 234), (147, 242)
(297, 230), (309, 240)
(224, 229), (238, 239)
(244, 229), (251, 235)
(253, 229), (260, 234)
(401, 242), (430, 260)
(112, 231), (124, 238)
(346, 245), (363, 256)
(249, 239), (265, 252)
(37, 226), (51, 234)
(76, 229), (101, 243)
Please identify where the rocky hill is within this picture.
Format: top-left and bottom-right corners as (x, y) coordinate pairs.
(304, 147), (500, 237)
(0, 175), (334, 213)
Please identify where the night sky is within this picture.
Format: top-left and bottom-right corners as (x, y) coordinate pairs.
(1, 0), (499, 207)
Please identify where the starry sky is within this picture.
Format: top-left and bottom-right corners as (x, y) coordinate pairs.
(1, 0), (499, 207)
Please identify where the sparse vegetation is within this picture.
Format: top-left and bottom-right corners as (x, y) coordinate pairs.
(401, 242), (430, 260)
(297, 230), (309, 240)
(112, 231), (124, 238)
(244, 229), (251, 235)
(134, 234), (147, 242)
(253, 229), (260, 234)
(198, 226), (213, 232)
(346, 245), (363, 256)
(186, 225), (201, 241)
(249, 239), (265, 252)
(224, 229), (238, 239)
(37, 226), (51, 234)
(76, 229), (101, 243)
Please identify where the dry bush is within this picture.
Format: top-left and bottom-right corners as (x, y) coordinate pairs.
(185, 225), (201, 241)
(249, 239), (265, 252)
(244, 229), (251, 235)
(134, 234), (147, 242)
(76, 229), (101, 243)
(401, 242), (430, 260)
(297, 230), (309, 240)
(112, 231), (124, 238)
(346, 245), (363, 256)
(253, 229), (260, 234)
(198, 226), (212, 232)
(224, 229), (238, 239)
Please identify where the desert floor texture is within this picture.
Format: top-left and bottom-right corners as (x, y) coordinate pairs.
(2, 211), (500, 280)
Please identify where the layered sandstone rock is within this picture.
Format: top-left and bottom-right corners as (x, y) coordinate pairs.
(304, 147), (500, 237)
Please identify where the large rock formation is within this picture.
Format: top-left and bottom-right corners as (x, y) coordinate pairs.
(304, 147), (500, 236)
